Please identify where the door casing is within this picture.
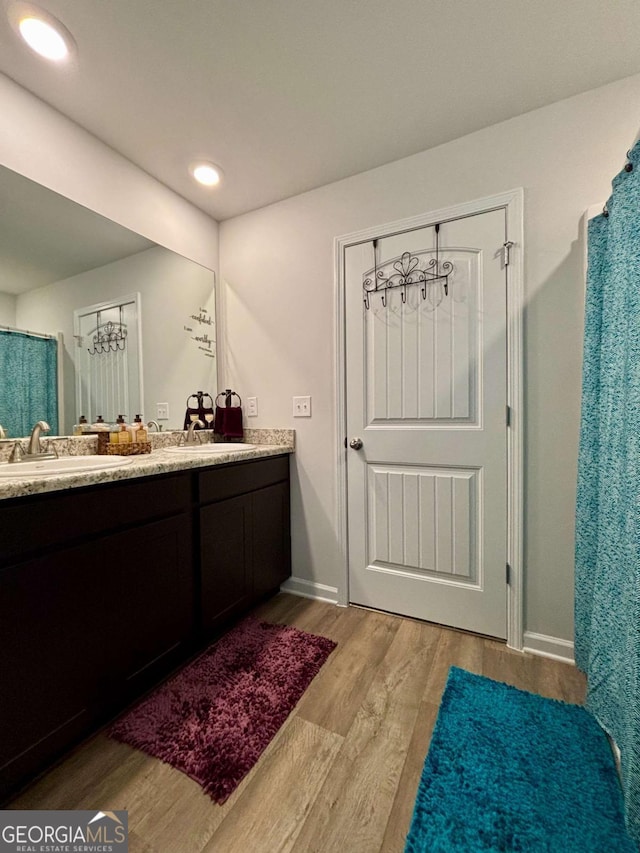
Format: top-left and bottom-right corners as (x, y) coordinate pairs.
(334, 189), (524, 650)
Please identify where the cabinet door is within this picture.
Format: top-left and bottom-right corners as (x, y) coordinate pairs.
(200, 494), (252, 635)
(252, 481), (291, 599)
(0, 549), (98, 797)
(0, 514), (193, 799)
(98, 514), (193, 701)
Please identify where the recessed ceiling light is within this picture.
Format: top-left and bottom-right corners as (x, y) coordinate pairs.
(190, 162), (223, 187)
(8, 2), (76, 62)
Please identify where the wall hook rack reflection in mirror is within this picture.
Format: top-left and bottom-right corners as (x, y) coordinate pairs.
(88, 305), (128, 355)
(363, 223), (453, 310)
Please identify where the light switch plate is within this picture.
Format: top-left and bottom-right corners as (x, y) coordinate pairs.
(156, 402), (169, 420)
(293, 396), (311, 417)
(247, 396), (258, 417)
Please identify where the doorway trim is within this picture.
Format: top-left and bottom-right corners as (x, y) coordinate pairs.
(334, 189), (524, 650)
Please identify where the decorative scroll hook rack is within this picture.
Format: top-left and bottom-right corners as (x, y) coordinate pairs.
(363, 223), (453, 309)
(88, 305), (128, 355)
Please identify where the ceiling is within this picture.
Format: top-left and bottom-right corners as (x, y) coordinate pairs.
(0, 0), (639, 222)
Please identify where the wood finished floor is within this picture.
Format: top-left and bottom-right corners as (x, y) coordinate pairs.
(10, 594), (586, 852)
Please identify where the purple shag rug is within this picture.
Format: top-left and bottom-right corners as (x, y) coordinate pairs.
(108, 617), (336, 803)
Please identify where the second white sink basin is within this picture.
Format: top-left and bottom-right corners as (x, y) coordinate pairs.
(165, 443), (256, 454)
(0, 456), (134, 479)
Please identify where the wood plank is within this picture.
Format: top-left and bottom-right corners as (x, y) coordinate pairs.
(128, 830), (158, 853)
(124, 759), (224, 853)
(9, 736), (148, 810)
(482, 639), (540, 693)
(252, 591), (313, 625)
(295, 606), (399, 736)
(380, 699), (439, 853)
(291, 619), (439, 853)
(201, 717), (342, 853)
(282, 597), (350, 639)
(131, 695), (314, 852)
(533, 655), (587, 704)
(421, 624), (484, 704)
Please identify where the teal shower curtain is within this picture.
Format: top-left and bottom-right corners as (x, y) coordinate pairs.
(0, 330), (58, 438)
(576, 139), (640, 844)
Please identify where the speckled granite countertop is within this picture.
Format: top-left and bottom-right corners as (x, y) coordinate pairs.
(0, 429), (294, 501)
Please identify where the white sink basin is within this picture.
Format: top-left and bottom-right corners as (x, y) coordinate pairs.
(0, 456), (134, 478)
(164, 443), (256, 454)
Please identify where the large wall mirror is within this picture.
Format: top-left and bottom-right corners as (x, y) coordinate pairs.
(0, 165), (217, 437)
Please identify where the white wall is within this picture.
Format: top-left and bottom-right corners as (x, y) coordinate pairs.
(0, 292), (16, 326)
(220, 73), (640, 642)
(17, 247), (217, 432)
(0, 73), (218, 272)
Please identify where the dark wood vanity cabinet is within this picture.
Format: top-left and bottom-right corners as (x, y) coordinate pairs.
(198, 455), (291, 635)
(0, 474), (194, 799)
(0, 453), (291, 801)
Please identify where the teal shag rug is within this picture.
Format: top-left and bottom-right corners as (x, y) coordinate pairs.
(405, 667), (636, 852)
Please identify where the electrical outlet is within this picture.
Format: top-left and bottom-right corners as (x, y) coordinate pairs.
(247, 396), (258, 417)
(156, 402), (169, 420)
(293, 396), (311, 417)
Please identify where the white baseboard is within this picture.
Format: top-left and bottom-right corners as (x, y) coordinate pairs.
(280, 576), (339, 605)
(522, 631), (575, 665)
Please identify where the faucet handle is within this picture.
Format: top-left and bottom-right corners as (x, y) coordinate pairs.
(9, 441), (24, 463)
(44, 439), (60, 458)
(0, 424), (6, 440)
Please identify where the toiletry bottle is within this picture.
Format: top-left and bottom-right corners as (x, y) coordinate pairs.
(133, 414), (147, 443)
(91, 415), (110, 432)
(130, 414), (141, 441)
(110, 418), (121, 445)
(117, 414), (131, 444)
(74, 415), (88, 436)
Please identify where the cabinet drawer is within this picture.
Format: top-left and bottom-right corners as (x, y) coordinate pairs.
(0, 472), (191, 565)
(198, 455), (289, 505)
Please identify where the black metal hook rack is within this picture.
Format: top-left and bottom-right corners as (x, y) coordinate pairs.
(87, 305), (128, 355)
(363, 223), (453, 310)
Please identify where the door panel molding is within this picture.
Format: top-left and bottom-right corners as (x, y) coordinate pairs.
(334, 188), (524, 649)
(366, 463), (479, 583)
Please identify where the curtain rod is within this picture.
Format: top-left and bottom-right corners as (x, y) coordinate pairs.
(0, 323), (56, 340)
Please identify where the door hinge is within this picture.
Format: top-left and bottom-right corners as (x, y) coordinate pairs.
(503, 240), (514, 266)
(506, 563), (512, 585)
(506, 405), (511, 427)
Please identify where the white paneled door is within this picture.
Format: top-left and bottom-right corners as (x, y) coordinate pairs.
(345, 209), (508, 638)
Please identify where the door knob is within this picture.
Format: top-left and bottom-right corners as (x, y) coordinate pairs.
(349, 438), (363, 450)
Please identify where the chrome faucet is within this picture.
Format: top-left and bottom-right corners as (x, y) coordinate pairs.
(185, 419), (204, 445)
(24, 421), (56, 460)
(147, 420), (162, 432)
(0, 424), (5, 439)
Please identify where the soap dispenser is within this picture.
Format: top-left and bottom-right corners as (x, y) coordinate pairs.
(109, 418), (121, 445)
(133, 414), (147, 443)
(91, 415), (110, 432)
(116, 414), (131, 444)
(74, 415), (88, 436)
